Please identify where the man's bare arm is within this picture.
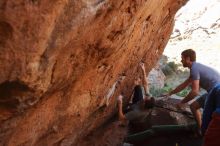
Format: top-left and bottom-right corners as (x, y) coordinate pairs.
(169, 78), (192, 95)
(117, 95), (126, 121)
(181, 79), (200, 103)
(140, 62), (149, 94)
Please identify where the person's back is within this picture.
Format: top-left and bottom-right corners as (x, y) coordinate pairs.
(132, 85), (145, 104)
(191, 62), (220, 91)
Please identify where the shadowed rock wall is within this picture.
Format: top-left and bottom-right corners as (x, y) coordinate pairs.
(0, 0), (187, 145)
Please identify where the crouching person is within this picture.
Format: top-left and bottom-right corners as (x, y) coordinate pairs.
(117, 94), (155, 133)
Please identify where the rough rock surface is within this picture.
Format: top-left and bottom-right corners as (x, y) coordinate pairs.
(0, 0), (187, 145)
(148, 64), (166, 89)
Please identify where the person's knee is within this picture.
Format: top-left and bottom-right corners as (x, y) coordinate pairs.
(190, 102), (200, 112)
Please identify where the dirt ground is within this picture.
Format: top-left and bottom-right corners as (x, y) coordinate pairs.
(78, 119), (127, 146)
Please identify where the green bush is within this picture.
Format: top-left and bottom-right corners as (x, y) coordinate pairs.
(167, 61), (179, 72)
(162, 61), (181, 76)
(150, 84), (190, 97)
(149, 86), (161, 97)
(161, 85), (173, 93)
(162, 65), (174, 76)
(176, 88), (190, 97)
(150, 85), (172, 97)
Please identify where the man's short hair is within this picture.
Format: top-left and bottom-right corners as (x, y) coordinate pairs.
(181, 49), (196, 62)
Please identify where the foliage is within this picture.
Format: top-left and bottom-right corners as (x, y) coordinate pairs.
(150, 85), (172, 97)
(176, 88), (190, 97)
(162, 61), (180, 76)
(150, 58), (190, 97)
(150, 84), (190, 97)
(162, 65), (174, 76)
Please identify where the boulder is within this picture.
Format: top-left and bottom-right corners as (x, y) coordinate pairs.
(0, 0), (187, 145)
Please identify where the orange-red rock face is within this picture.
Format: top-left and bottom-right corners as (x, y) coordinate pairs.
(0, 0), (187, 145)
